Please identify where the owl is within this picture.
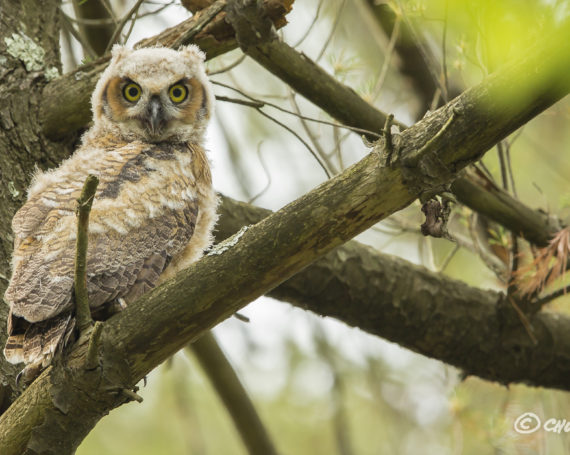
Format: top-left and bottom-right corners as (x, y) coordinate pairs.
(3, 45), (218, 382)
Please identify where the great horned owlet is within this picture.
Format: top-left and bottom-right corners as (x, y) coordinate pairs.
(3, 45), (218, 381)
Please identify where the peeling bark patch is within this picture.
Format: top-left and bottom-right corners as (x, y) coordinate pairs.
(208, 226), (250, 256)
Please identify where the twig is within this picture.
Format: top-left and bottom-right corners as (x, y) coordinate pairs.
(233, 312), (250, 323)
(215, 95), (264, 108)
(315, 0), (347, 62)
(438, 243), (460, 273)
(507, 234), (519, 297)
(212, 80), (382, 138)
(534, 284), (570, 307)
(0, 272), (8, 283)
(474, 161), (496, 183)
(59, 10), (97, 59)
(497, 141), (509, 191)
(104, 0), (145, 54)
(508, 296), (538, 345)
(169, 0), (226, 49)
(441, 0), (449, 100)
(208, 54), (247, 76)
(289, 92), (339, 174)
(373, 15), (401, 99)
(121, 388), (144, 403)
(248, 142), (273, 204)
(292, 0), (324, 48)
(505, 141), (518, 197)
(75, 174), (99, 333)
(383, 113), (394, 165)
(255, 107), (332, 178)
(85, 321), (104, 370)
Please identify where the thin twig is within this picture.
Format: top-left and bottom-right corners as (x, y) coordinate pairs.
(104, 0), (145, 54)
(534, 284), (570, 307)
(169, 0), (226, 49)
(497, 141), (509, 191)
(383, 113), (394, 164)
(289, 92), (339, 174)
(438, 243), (460, 273)
(315, 0), (347, 62)
(508, 296), (538, 345)
(121, 388), (144, 403)
(373, 15), (401, 99)
(85, 321), (104, 370)
(75, 174), (99, 333)
(212, 80), (382, 138)
(0, 272), (8, 283)
(216, 95), (264, 108)
(255, 107), (332, 178)
(292, 0), (325, 48)
(60, 10), (97, 59)
(248, 142), (272, 204)
(189, 331), (279, 455)
(475, 161), (496, 183)
(208, 54), (247, 76)
(505, 141), (518, 197)
(441, 0), (450, 100)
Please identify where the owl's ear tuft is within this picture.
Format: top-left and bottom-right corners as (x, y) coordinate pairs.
(111, 45), (131, 63)
(179, 45), (205, 63)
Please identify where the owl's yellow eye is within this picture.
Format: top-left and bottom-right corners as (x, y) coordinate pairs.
(123, 82), (141, 102)
(169, 84), (188, 104)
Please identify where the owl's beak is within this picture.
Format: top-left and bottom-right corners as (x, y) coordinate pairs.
(145, 96), (166, 136)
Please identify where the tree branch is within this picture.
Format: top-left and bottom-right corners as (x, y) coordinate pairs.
(71, 0), (116, 57)
(217, 195), (570, 390)
(1, 24), (569, 450)
(189, 332), (279, 455)
(224, 3), (567, 247)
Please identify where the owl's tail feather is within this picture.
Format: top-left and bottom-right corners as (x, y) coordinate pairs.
(4, 312), (75, 384)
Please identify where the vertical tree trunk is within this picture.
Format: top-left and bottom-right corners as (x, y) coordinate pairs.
(0, 0), (74, 412)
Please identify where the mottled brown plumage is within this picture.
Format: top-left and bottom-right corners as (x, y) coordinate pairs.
(4, 45), (218, 381)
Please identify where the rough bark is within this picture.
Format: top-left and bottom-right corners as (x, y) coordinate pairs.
(218, 196), (570, 390)
(0, 22), (569, 450)
(0, 0), (76, 414)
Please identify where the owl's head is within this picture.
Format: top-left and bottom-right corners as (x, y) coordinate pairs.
(90, 45), (214, 143)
